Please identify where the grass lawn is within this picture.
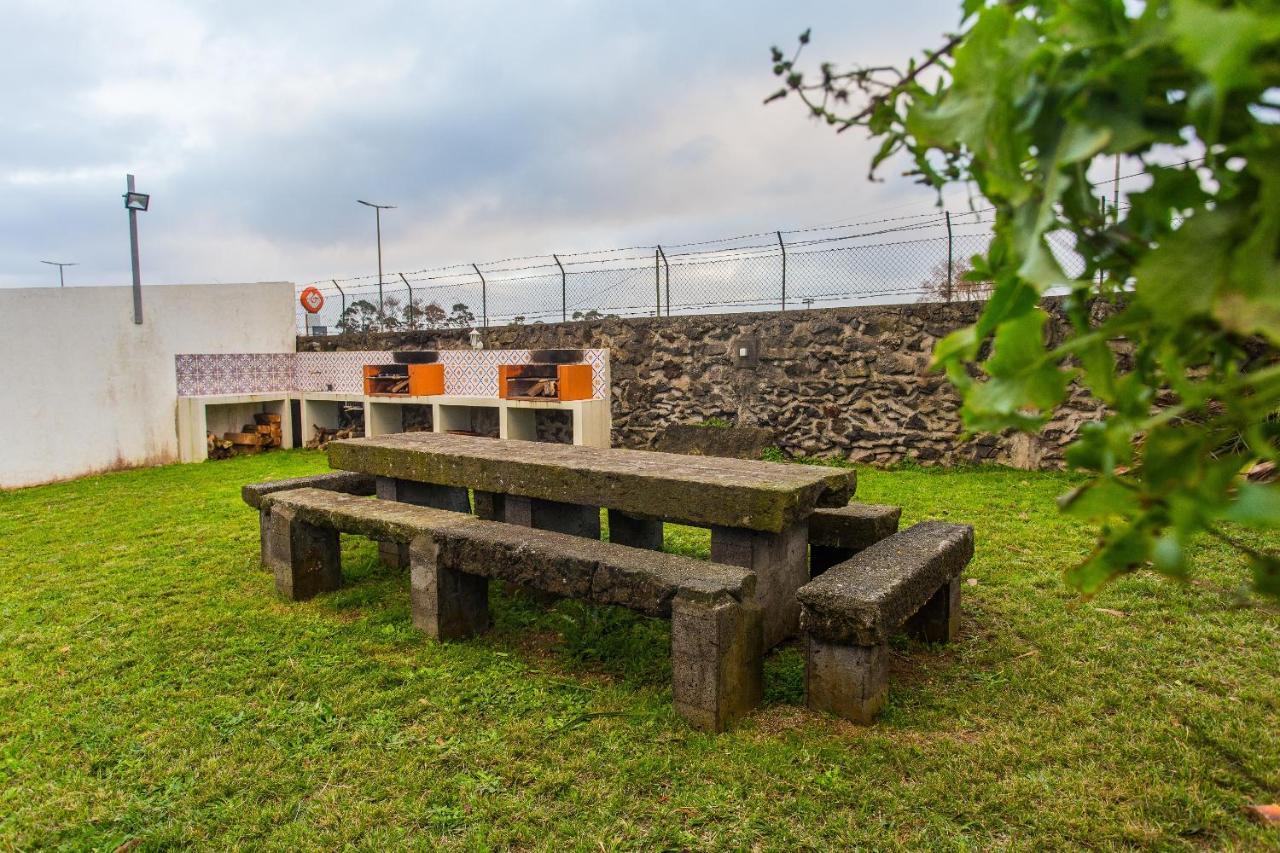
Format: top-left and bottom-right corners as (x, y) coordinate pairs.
(1, 450), (1278, 850)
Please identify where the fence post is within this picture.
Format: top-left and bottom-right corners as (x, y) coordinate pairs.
(654, 248), (661, 317)
(553, 253), (566, 323)
(1098, 198), (1107, 289)
(944, 210), (953, 302)
(777, 231), (787, 311)
(398, 272), (413, 329)
(331, 280), (346, 319)
(472, 263), (487, 328)
(658, 245), (670, 317)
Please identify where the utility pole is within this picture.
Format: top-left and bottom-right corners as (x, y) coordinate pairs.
(123, 174), (151, 325)
(40, 260), (77, 288)
(357, 199), (395, 313)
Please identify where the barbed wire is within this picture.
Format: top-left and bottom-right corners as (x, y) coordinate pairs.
(297, 161), (1182, 333)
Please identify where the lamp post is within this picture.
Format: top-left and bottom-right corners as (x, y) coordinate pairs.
(40, 260), (78, 287)
(356, 199), (395, 313)
(123, 174), (150, 324)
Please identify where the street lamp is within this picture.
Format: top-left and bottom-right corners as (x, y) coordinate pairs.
(357, 199), (395, 313)
(40, 260), (78, 287)
(123, 174), (150, 324)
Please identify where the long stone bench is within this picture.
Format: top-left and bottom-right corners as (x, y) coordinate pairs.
(259, 487), (763, 732)
(241, 471), (376, 509)
(806, 502), (902, 575)
(797, 521), (974, 723)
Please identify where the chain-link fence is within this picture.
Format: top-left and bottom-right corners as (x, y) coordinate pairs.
(298, 168), (1148, 334)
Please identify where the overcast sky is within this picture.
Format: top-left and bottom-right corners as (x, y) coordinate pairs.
(1, 1), (968, 290)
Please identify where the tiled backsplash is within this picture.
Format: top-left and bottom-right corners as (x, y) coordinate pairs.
(176, 350), (609, 399)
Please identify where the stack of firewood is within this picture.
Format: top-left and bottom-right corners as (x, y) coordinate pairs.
(306, 423), (364, 450)
(210, 412), (283, 458)
(207, 433), (235, 460)
(526, 379), (558, 398)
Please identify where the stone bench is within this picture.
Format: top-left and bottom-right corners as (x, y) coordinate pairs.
(807, 502), (902, 575)
(259, 487), (763, 732)
(797, 521), (974, 723)
(241, 471), (376, 509)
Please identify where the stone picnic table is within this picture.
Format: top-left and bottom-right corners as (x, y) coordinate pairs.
(327, 432), (857, 648)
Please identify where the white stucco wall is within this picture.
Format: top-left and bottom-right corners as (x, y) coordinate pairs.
(0, 282), (296, 488)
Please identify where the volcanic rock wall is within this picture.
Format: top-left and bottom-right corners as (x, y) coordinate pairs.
(299, 300), (1107, 468)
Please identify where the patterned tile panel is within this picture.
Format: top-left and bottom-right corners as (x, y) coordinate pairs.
(175, 348), (610, 398)
(294, 350), (386, 393)
(438, 349), (530, 396)
(174, 353), (294, 396)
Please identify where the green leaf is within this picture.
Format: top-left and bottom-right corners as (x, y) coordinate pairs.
(1065, 421), (1135, 473)
(1133, 210), (1233, 326)
(1251, 555), (1280, 599)
(1170, 0), (1280, 98)
(1058, 477), (1139, 520)
(932, 325), (979, 367)
(1223, 483), (1280, 529)
(1057, 124), (1112, 167)
(1066, 522), (1154, 595)
(1152, 532), (1188, 577)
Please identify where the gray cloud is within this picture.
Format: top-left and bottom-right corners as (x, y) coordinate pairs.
(1, 0), (965, 289)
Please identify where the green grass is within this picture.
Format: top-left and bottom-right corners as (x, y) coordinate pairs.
(1, 451), (1277, 850)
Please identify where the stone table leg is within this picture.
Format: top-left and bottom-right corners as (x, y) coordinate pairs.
(522, 496), (601, 539)
(804, 636), (888, 724)
(376, 476), (470, 567)
(809, 545), (856, 577)
(671, 593), (763, 733)
(710, 521), (808, 649)
(501, 495), (599, 605)
(607, 509), (663, 551)
(472, 490), (505, 521)
(409, 534), (491, 640)
(904, 577), (961, 644)
(263, 505), (341, 601)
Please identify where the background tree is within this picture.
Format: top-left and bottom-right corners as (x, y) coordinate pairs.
(378, 294), (404, 332)
(769, 1), (1280, 598)
(920, 259), (993, 303)
(406, 298), (446, 330)
(447, 303), (476, 328)
(336, 299), (380, 335)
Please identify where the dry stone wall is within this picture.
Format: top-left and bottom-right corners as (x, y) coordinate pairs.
(298, 300), (1107, 468)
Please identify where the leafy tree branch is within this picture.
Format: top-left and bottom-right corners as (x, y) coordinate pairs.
(770, 0), (1280, 598)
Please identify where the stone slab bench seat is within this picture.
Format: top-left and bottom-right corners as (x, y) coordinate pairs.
(806, 502), (903, 576)
(258, 488), (763, 731)
(797, 521), (974, 723)
(241, 471), (376, 509)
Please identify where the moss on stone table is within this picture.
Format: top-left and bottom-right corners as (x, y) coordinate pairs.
(327, 433), (855, 533)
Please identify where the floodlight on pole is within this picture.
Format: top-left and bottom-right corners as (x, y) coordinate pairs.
(40, 260), (78, 288)
(123, 174), (149, 324)
(357, 199), (395, 313)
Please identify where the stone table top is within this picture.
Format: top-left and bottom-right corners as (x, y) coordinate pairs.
(328, 432), (855, 533)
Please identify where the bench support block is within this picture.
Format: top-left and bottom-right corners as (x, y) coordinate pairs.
(264, 506), (342, 601)
(504, 495), (601, 539)
(671, 595), (763, 733)
(904, 577), (961, 644)
(805, 637), (887, 724)
(810, 544), (855, 578)
(710, 521), (807, 649)
(472, 490), (505, 521)
(376, 477), (470, 567)
(410, 535), (491, 639)
(607, 510), (663, 551)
